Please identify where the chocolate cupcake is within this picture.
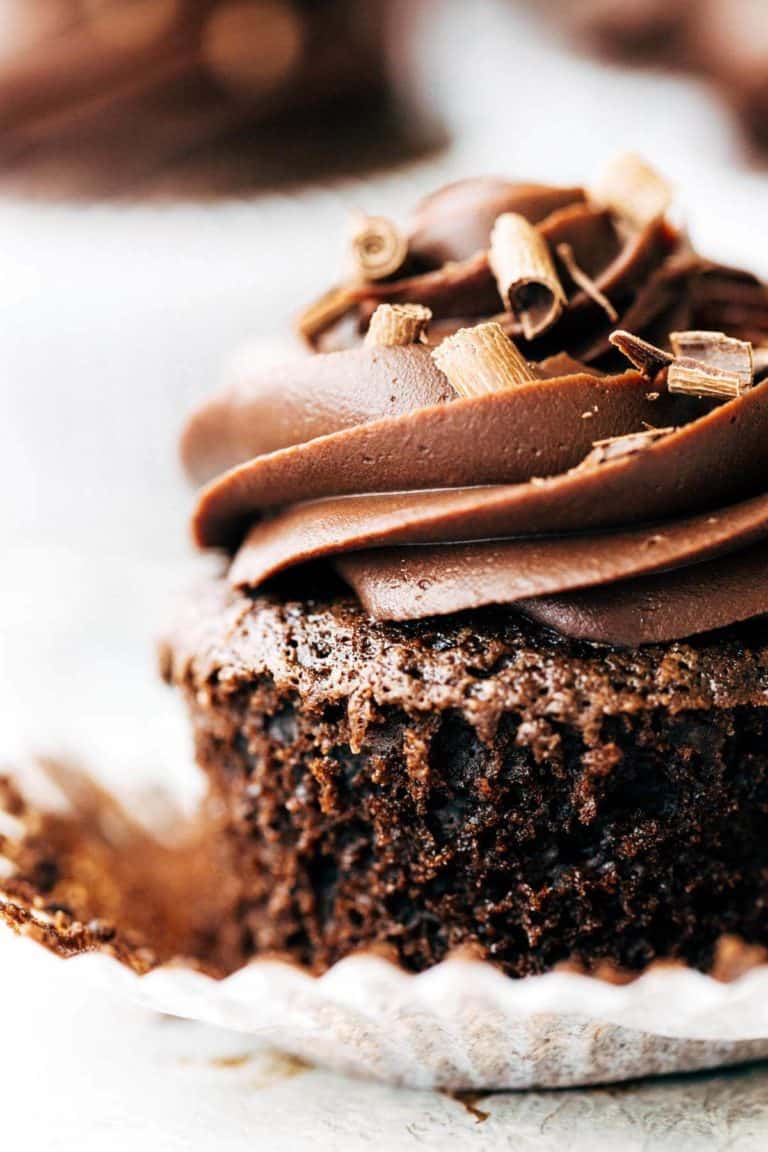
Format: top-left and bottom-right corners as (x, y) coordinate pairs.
(163, 156), (768, 981)
(534, 0), (768, 156)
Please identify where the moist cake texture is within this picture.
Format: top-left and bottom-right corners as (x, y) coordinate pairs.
(161, 582), (768, 977)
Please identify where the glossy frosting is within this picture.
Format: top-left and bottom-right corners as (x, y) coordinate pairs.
(183, 174), (768, 646)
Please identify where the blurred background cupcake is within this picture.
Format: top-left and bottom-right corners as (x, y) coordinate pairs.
(535, 0), (768, 157)
(0, 0), (766, 200)
(0, 0), (445, 196)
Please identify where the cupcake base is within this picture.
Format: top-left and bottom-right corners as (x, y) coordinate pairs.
(160, 579), (768, 981)
(4, 744), (768, 1090)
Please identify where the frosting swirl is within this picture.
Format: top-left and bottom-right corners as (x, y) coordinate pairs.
(183, 167), (768, 647)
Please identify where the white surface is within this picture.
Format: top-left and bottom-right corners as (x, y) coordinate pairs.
(2, 0), (768, 1146)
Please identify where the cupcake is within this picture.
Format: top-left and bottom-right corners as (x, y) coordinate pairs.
(534, 0), (768, 156)
(5, 155), (768, 1089)
(163, 154), (768, 981)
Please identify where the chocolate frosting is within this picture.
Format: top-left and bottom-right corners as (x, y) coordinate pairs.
(520, 541), (768, 646)
(194, 369), (701, 548)
(337, 494), (768, 626)
(181, 345), (452, 485)
(407, 178), (588, 265)
(183, 171), (768, 646)
(224, 379), (768, 582)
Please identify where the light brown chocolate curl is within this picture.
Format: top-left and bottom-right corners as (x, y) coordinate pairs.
(364, 303), (432, 348)
(592, 153), (673, 229)
(669, 330), (753, 396)
(431, 321), (536, 397)
(612, 327), (754, 397)
(350, 213), (408, 282)
(668, 358), (751, 398)
(295, 284), (357, 346)
(579, 426), (676, 468)
(489, 213), (566, 339)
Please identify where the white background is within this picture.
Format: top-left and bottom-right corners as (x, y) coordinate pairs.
(2, 1), (768, 1146)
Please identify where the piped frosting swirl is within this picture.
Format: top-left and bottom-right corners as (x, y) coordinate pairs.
(183, 161), (768, 646)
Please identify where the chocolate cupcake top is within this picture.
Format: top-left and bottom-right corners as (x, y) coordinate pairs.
(182, 156), (768, 647)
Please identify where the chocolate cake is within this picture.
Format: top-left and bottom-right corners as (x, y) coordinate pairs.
(164, 156), (768, 979)
(162, 585), (768, 977)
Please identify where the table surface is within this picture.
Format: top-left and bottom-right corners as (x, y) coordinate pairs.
(2, 2), (768, 1147)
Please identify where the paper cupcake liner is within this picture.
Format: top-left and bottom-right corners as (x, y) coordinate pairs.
(3, 766), (768, 1090)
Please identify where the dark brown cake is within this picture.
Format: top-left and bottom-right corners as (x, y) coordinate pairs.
(161, 580), (768, 977)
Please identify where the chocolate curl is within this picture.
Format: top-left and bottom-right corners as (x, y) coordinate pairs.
(612, 326), (755, 398)
(295, 284), (358, 346)
(578, 426), (676, 469)
(431, 321), (536, 397)
(592, 153), (673, 228)
(489, 212), (566, 339)
(668, 359), (753, 399)
(556, 241), (618, 322)
(609, 329), (673, 377)
(349, 213), (408, 282)
(364, 304), (432, 348)
(669, 330), (754, 397)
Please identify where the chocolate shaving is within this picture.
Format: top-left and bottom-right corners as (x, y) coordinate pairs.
(578, 426), (676, 469)
(489, 213), (566, 339)
(591, 153), (673, 229)
(611, 327), (755, 397)
(431, 321), (536, 397)
(668, 357), (751, 399)
(556, 241), (619, 322)
(668, 330), (753, 396)
(349, 213), (408, 282)
(364, 303), (431, 348)
(295, 283), (357, 347)
(609, 329), (673, 377)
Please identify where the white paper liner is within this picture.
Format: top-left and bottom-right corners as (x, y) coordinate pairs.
(4, 765), (768, 1091)
(2, 925), (767, 1091)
